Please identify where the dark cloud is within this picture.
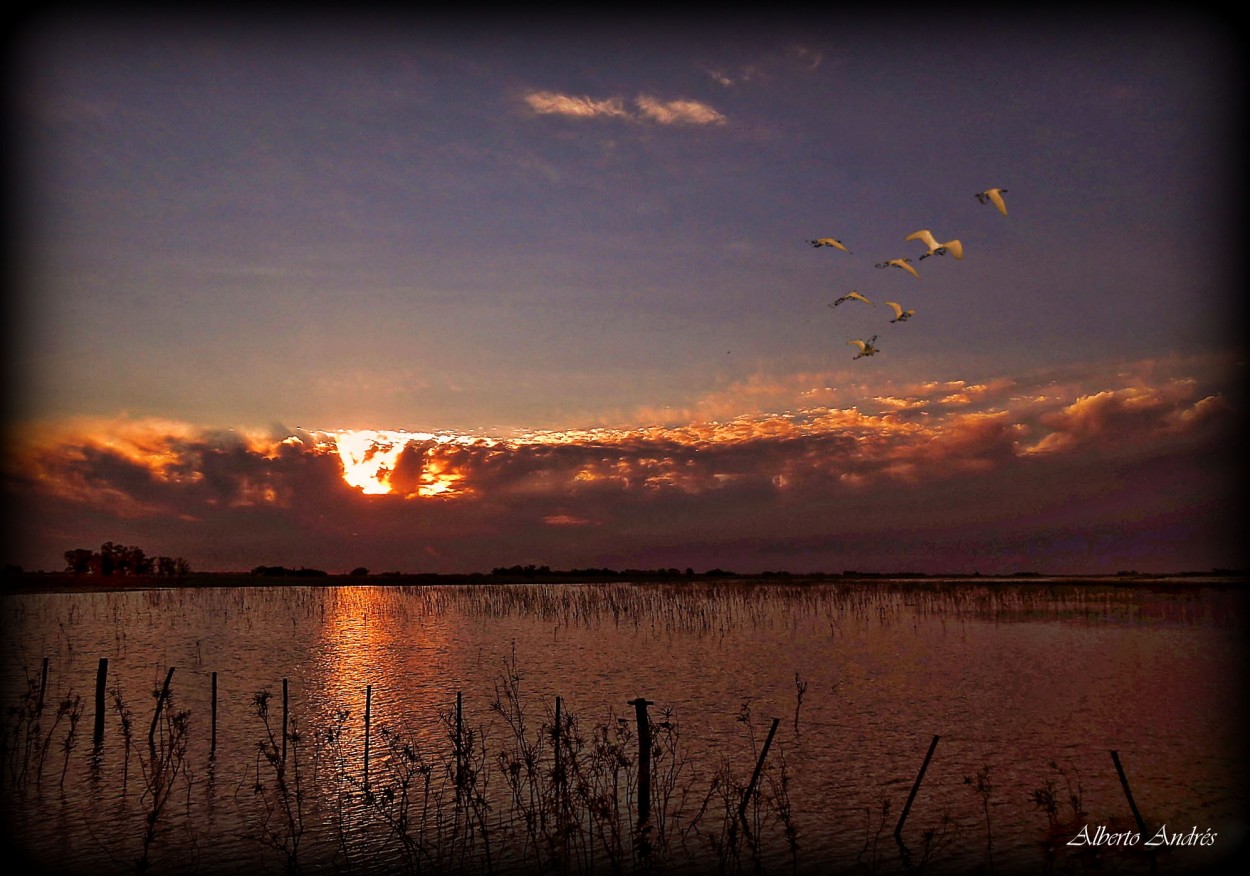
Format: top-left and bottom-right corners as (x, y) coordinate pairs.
(5, 361), (1242, 575)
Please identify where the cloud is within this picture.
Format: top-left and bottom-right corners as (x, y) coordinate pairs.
(1021, 380), (1216, 456)
(703, 44), (824, 87)
(633, 96), (725, 125)
(6, 358), (1240, 574)
(523, 90), (724, 125)
(10, 369), (1231, 513)
(523, 91), (631, 119)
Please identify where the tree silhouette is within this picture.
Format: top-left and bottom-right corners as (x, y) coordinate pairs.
(63, 542), (190, 577)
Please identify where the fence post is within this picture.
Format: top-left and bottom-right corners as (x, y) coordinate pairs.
(554, 695), (563, 794)
(1111, 751), (1156, 874)
(210, 671), (218, 757)
(93, 658), (108, 747)
(738, 716), (781, 834)
(455, 690), (464, 791)
(148, 667), (175, 749)
(1110, 750), (1149, 835)
(895, 734), (940, 840)
(282, 678), (289, 766)
(629, 697), (655, 836)
(364, 684), (372, 792)
(37, 657), (49, 717)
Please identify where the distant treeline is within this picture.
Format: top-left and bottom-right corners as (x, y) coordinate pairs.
(28, 554), (1244, 584)
(490, 564), (718, 579)
(63, 541), (191, 577)
(250, 565), (333, 577)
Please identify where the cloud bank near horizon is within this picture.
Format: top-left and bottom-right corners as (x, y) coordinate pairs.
(6, 355), (1242, 576)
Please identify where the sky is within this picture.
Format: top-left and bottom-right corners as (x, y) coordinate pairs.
(3, 9), (1246, 576)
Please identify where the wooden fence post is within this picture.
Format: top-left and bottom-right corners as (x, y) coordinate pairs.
(455, 690), (464, 791)
(148, 667), (175, 749)
(364, 684), (372, 792)
(738, 716), (781, 834)
(895, 734), (940, 840)
(93, 658), (108, 747)
(1111, 751), (1156, 874)
(554, 695), (563, 794)
(629, 697), (655, 833)
(1110, 750), (1149, 835)
(37, 657), (49, 717)
(210, 672), (218, 756)
(281, 678), (289, 766)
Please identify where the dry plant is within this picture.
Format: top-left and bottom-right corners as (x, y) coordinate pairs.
(135, 685), (192, 874)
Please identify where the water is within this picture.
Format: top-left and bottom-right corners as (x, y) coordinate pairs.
(1, 578), (1247, 874)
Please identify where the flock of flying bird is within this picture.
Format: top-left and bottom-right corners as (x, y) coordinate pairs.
(809, 187), (1009, 359)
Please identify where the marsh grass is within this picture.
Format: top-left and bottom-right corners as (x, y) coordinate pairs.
(966, 765), (994, 873)
(2, 578), (1238, 873)
(135, 685), (192, 874)
(245, 687), (306, 873)
(0, 665), (83, 794)
(199, 650), (804, 875)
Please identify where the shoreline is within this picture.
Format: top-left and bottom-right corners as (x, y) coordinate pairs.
(4, 568), (1246, 595)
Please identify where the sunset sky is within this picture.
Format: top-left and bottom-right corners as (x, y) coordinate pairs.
(4, 10), (1245, 575)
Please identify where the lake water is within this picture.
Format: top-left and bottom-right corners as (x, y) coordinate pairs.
(1, 578), (1247, 874)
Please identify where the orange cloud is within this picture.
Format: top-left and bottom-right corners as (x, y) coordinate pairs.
(6, 361), (1237, 569)
(1022, 380), (1215, 456)
(523, 91), (725, 125)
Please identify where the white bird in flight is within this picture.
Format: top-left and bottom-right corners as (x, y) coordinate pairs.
(875, 257), (921, 279)
(886, 301), (914, 323)
(848, 335), (879, 359)
(831, 290), (874, 307)
(809, 237), (851, 253)
(905, 229), (964, 260)
(976, 188), (1009, 216)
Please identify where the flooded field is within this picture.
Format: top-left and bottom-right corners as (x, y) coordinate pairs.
(1, 577), (1247, 874)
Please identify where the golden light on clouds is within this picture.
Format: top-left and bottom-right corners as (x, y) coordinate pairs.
(524, 90), (725, 125)
(7, 358), (1235, 558)
(524, 91), (630, 119)
(334, 429), (412, 495)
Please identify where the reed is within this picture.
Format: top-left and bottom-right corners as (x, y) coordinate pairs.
(0, 666), (83, 794)
(247, 686), (306, 873)
(110, 682), (136, 791)
(135, 683), (191, 874)
(966, 764), (995, 873)
(7, 577), (1229, 874)
(858, 796), (893, 872)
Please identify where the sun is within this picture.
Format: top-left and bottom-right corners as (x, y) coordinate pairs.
(334, 430), (417, 495)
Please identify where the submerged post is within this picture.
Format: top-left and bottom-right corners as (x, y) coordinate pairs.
(148, 666), (176, 748)
(1110, 750), (1149, 835)
(895, 734), (941, 840)
(93, 658), (108, 747)
(210, 672), (218, 756)
(629, 697), (655, 833)
(455, 690), (464, 791)
(364, 684), (372, 792)
(554, 696), (563, 794)
(738, 716), (781, 832)
(1111, 751), (1156, 874)
(37, 657), (49, 717)
(282, 678), (289, 766)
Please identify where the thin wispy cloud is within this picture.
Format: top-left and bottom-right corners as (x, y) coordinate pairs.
(524, 90), (725, 125)
(633, 96), (725, 125)
(704, 44), (824, 87)
(523, 92), (631, 119)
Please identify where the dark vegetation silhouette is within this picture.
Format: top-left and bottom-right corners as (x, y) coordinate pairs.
(250, 565), (329, 577)
(15, 550), (1241, 585)
(61, 541), (190, 577)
